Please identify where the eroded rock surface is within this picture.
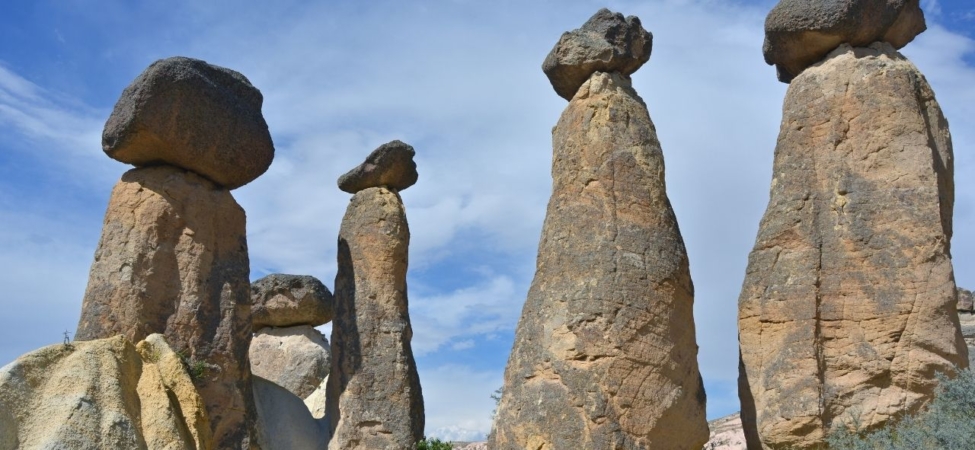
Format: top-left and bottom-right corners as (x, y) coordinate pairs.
(489, 70), (707, 449)
(958, 287), (973, 312)
(75, 165), (258, 449)
(764, 0), (926, 82)
(102, 56), (274, 189)
(253, 376), (329, 450)
(738, 43), (968, 449)
(249, 325), (330, 399)
(251, 274), (334, 328)
(0, 334), (212, 450)
(327, 186), (424, 450)
(704, 412), (747, 450)
(542, 8), (652, 100)
(337, 140), (418, 194)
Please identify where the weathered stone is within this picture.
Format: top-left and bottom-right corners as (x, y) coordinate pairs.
(738, 43), (968, 449)
(75, 165), (258, 449)
(0, 334), (212, 450)
(337, 140), (418, 193)
(252, 376), (329, 450)
(489, 72), (708, 449)
(103, 57), (274, 189)
(303, 376), (328, 419)
(542, 8), (652, 100)
(249, 325), (330, 399)
(251, 274), (334, 328)
(764, 0), (926, 82)
(704, 412), (747, 450)
(327, 187), (424, 450)
(958, 287), (973, 312)
(960, 311), (975, 370)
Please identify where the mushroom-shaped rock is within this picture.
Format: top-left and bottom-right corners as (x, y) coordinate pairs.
(337, 140), (418, 193)
(251, 274), (334, 328)
(764, 0), (926, 82)
(103, 56), (275, 189)
(542, 8), (652, 100)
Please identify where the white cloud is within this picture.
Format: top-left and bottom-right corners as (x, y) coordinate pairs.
(418, 363), (502, 442)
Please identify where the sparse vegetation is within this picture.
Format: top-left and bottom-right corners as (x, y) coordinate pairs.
(491, 386), (503, 418)
(414, 436), (452, 450)
(175, 349), (210, 380)
(826, 370), (975, 449)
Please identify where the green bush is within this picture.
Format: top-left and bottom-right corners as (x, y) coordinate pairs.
(827, 369), (975, 450)
(414, 437), (452, 450)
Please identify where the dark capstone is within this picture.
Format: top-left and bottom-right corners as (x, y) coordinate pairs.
(103, 56), (274, 189)
(337, 140), (418, 193)
(542, 8), (652, 100)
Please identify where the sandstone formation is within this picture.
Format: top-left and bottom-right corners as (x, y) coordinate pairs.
(738, 43), (968, 449)
(250, 325), (331, 399)
(304, 377), (329, 419)
(251, 274), (334, 329)
(337, 140), (418, 194)
(958, 287), (973, 312)
(253, 376), (329, 450)
(75, 165), (259, 449)
(542, 8), (652, 100)
(0, 334), (212, 450)
(490, 11), (707, 449)
(764, 0), (926, 82)
(103, 56), (274, 189)
(327, 170), (423, 448)
(703, 413), (747, 450)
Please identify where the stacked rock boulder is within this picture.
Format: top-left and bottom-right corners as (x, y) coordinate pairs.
(249, 274), (334, 401)
(326, 140), (424, 450)
(489, 9), (708, 449)
(959, 288), (975, 369)
(739, 2), (968, 448)
(74, 56), (274, 449)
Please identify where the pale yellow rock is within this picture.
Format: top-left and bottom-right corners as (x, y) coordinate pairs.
(703, 413), (746, 450)
(0, 334), (212, 450)
(738, 43), (968, 449)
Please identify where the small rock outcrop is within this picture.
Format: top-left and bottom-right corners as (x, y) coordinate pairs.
(249, 325), (331, 399)
(738, 42), (968, 449)
(337, 140), (418, 194)
(102, 57), (274, 189)
(958, 287), (973, 312)
(0, 334), (212, 450)
(542, 8), (652, 100)
(704, 413), (747, 450)
(764, 0), (926, 82)
(960, 288), (975, 369)
(327, 143), (423, 450)
(253, 376), (329, 450)
(251, 274), (334, 329)
(490, 10), (708, 449)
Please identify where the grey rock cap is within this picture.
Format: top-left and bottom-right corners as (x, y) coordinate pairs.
(251, 274), (335, 328)
(102, 56), (275, 189)
(764, 0), (926, 82)
(337, 140), (418, 193)
(542, 8), (652, 101)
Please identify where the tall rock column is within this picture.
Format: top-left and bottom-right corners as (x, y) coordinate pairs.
(489, 9), (708, 449)
(75, 57), (275, 449)
(739, 3), (968, 448)
(326, 141), (424, 450)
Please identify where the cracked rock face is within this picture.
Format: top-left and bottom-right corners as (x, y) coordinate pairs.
(75, 165), (258, 449)
(326, 187), (423, 450)
(542, 8), (652, 101)
(764, 0), (926, 82)
(488, 71), (707, 449)
(738, 43), (968, 450)
(102, 57), (274, 190)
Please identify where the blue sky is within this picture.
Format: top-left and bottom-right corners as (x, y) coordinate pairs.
(1, 0), (973, 442)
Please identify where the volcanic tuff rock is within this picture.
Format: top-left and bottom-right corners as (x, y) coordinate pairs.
(958, 287), (973, 312)
(75, 165), (258, 449)
(489, 71), (707, 448)
(252, 376), (329, 450)
(337, 140), (418, 193)
(251, 274), (334, 328)
(304, 376), (328, 419)
(327, 186), (424, 450)
(738, 43), (968, 450)
(961, 312), (975, 370)
(542, 8), (652, 100)
(102, 56), (274, 189)
(764, 0), (926, 82)
(249, 325), (331, 399)
(0, 334), (212, 450)
(703, 413), (747, 450)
